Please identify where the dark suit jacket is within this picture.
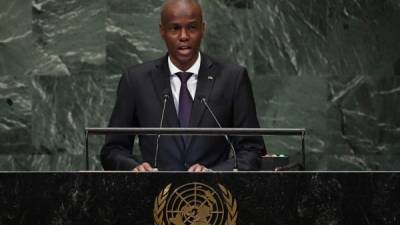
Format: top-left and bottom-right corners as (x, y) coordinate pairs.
(101, 53), (266, 171)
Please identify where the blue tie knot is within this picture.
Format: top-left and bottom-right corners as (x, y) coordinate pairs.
(176, 72), (193, 83)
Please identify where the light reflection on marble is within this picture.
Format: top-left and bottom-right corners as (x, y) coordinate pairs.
(0, 0), (399, 170)
(0, 0), (33, 169)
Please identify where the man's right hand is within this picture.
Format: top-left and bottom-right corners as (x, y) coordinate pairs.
(132, 162), (154, 172)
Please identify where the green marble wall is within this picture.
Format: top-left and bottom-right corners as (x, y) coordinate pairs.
(0, 0), (399, 170)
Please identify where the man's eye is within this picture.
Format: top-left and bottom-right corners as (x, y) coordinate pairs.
(188, 25), (197, 30)
(170, 26), (180, 31)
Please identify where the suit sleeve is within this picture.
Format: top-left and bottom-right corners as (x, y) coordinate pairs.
(211, 68), (266, 171)
(100, 72), (140, 170)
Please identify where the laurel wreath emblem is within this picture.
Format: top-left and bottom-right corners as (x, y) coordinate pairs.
(218, 184), (238, 225)
(154, 183), (171, 225)
(154, 183), (237, 225)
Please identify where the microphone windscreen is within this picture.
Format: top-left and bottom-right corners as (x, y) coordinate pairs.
(394, 58), (400, 75)
(161, 89), (170, 99)
(195, 92), (206, 101)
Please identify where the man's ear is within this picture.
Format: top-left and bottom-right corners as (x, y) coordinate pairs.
(159, 23), (165, 39)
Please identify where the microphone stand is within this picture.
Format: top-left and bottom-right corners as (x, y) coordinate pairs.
(200, 98), (239, 172)
(153, 93), (169, 171)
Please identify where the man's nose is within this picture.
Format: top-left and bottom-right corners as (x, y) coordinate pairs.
(179, 28), (189, 41)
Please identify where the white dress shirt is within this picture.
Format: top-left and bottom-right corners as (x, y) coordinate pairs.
(168, 53), (201, 115)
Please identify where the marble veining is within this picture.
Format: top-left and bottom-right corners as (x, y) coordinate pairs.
(0, 172), (399, 224)
(0, 0), (399, 170)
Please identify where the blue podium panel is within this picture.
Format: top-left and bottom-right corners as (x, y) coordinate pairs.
(0, 172), (399, 225)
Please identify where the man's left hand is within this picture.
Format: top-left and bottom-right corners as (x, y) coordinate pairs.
(188, 163), (211, 172)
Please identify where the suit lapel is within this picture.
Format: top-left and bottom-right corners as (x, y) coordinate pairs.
(150, 56), (184, 151)
(187, 54), (216, 148)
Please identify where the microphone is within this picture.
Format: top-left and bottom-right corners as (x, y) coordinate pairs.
(153, 89), (170, 171)
(199, 97), (239, 171)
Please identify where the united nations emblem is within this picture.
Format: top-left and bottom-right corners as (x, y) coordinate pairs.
(154, 182), (238, 225)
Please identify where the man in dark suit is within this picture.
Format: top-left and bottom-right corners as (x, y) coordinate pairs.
(101, 0), (266, 171)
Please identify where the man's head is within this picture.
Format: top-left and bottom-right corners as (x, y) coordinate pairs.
(160, 0), (205, 71)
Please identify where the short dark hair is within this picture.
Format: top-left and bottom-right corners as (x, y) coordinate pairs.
(160, 0), (203, 25)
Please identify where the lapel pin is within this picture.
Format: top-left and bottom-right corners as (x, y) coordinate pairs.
(207, 76), (214, 80)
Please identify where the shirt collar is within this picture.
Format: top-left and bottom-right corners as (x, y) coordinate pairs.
(168, 53), (201, 76)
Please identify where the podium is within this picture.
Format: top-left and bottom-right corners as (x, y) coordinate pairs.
(0, 172), (399, 224)
(85, 127), (306, 171)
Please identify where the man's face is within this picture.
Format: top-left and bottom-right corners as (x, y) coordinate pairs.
(160, 2), (205, 71)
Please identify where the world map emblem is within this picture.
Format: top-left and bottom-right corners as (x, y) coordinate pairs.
(154, 182), (238, 225)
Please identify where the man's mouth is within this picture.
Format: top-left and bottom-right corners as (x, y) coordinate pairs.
(177, 46), (192, 55)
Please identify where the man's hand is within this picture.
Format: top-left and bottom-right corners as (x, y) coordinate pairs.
(133, 162), (154, 172)
(188, 163), (210, 172)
